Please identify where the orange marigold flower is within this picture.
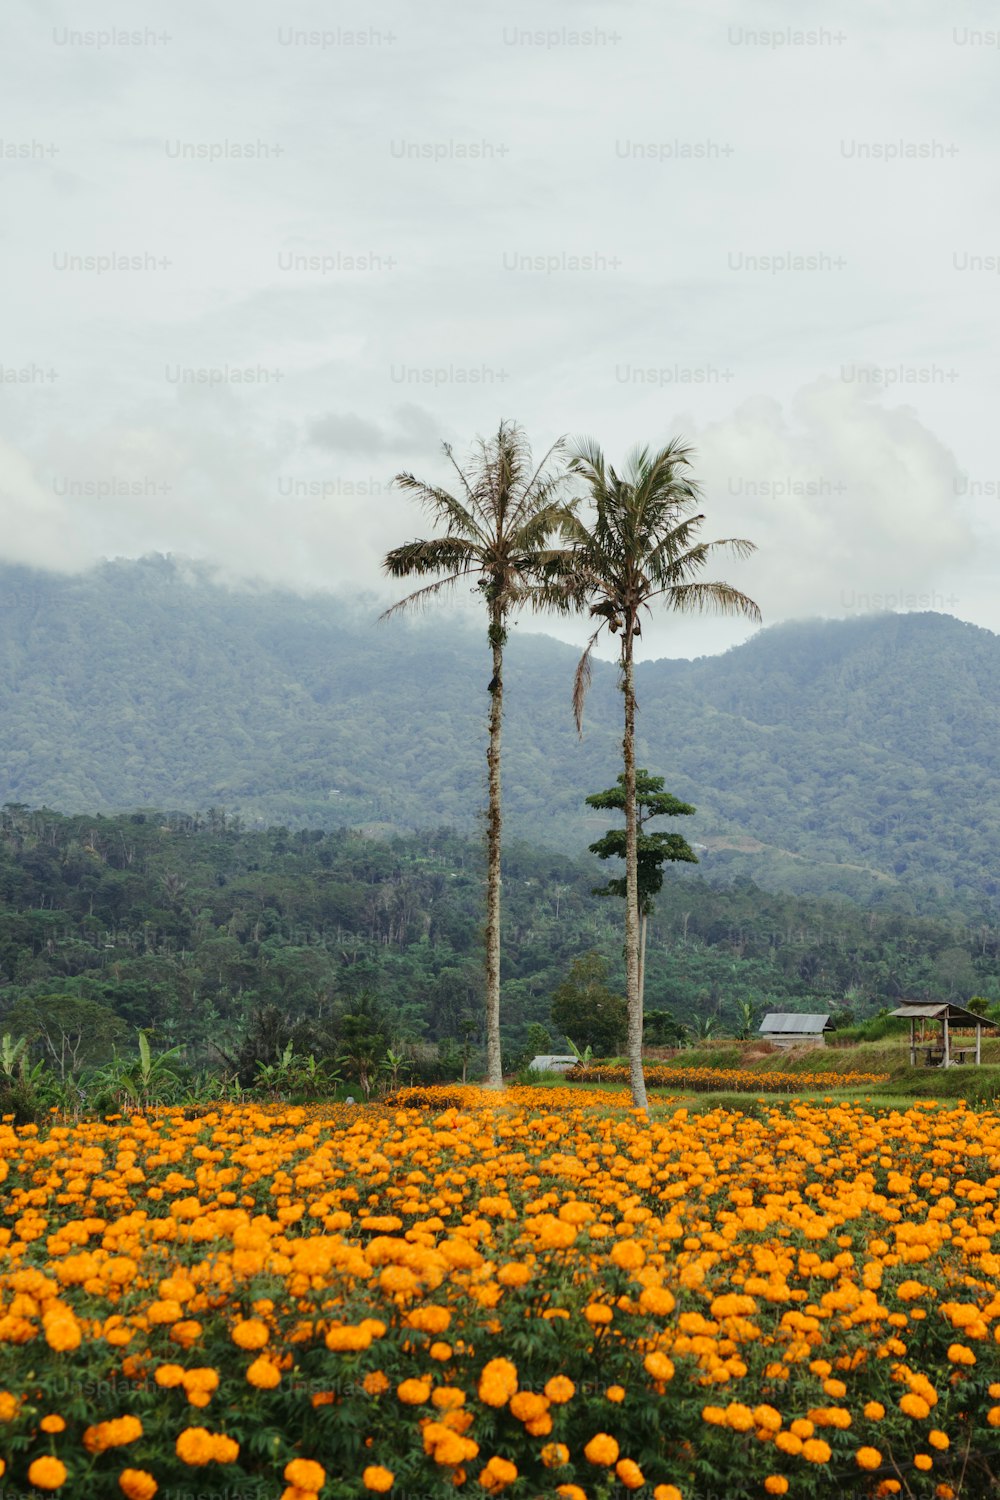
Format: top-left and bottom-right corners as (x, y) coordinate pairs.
(362, 1467), (394, 1493)
(653, 1487), (683, 1500)
(398, 1378), (432, 1405)
(479, 1456), (517, 1489)
(231, 1319), (269, 1350)
(541, 1443), (570, 1468)
(584, 1433), (620, 1466)
(915, 1454), (934, 1472)
(154, 1364), (186, 1389)
(864, 1401), (885, 1420)
(900, 1393), (930, 1420)
(928, 1430), (949, 1450)
(764, 1481), (788, 1496)
(497, 1263), (532, 1287)
(988, 1407), (1000, 1428)
(478, 1359), (518, 1408)
(363, 1371), (391, 1397)
(509, 1392), (548, 1423)
(644, 1352), (675, 1382)
(40, 1415), (66, 1433)
(27, 1457), (68, 1490)
(284, 1459), (326, 1491)
(325, 1324), (372, 1352)
(725, 1403), (755, 1433)
(606, 1385), (626, 1403)
(246, 1356), (281, 1389)
(802, 1439), (832, 1464)
(118, 1472), (158, 1500)
(406, 1305), (452, 1335)
(616, 1458), (645, 1489)
(856, 1448), (882, 1471)
(544, 1376), (575, 1404)
(556, 1489), (587, 1500)
(43, 1316), (81, 1353)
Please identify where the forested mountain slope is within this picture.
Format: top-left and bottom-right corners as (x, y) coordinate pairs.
(1, 557), (998, 912)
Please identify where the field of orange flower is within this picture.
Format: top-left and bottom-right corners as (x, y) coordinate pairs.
(2, 1086), (1000, 1498)
(567, 1066), (892, 1092)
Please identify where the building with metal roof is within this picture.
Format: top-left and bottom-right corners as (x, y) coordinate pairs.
(758, 1013), (832, 1048)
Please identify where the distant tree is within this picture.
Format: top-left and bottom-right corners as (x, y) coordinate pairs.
(557, 438), (759, 1108)
(586, 769), (698, 1014)
(382, 421), (574, 1088)
(338, 992), (391, 1100)
(550, 952), (627, 1057)
(643, 1008), (687, 1046)
(5, 993), (128, 1080)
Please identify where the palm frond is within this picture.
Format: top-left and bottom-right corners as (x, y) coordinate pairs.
(382, 535), (479, 579)
(377, 571), (470, 622)
(661, 580), (762, 622)
(572, 627), (603, 736)
(392, 473), (485, 548)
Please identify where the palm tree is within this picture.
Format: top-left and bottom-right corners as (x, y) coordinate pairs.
(381, 420), (573, 1087)
(560, 437), (761, 1110)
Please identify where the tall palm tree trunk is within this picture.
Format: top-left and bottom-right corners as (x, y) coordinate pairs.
(638, 909), (648, 1013)
(622, 640), (648, 1111)
(484, 602), (504, 1088)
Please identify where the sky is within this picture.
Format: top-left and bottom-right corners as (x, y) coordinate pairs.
(1, 0), (998, 660)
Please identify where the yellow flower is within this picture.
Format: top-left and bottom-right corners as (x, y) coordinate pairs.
(864, 1401), (885, 1420)
(802, 1438), (832, 1463)
(856, 1448), (882, 1471)
(606, 1385), (626, 1403)
(764, 1481), (788, 1496)
(40, 1415), (66, 1433)
(362, 1467), (394, 1493)
(541, 1443), (570, 1468)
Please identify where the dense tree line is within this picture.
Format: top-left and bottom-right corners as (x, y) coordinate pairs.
(2, 808), (999, 1081)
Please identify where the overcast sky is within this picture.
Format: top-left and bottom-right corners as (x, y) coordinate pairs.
(1, 0), (997, 659)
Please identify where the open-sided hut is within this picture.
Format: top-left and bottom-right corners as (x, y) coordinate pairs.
(888, 999), (999, 1067)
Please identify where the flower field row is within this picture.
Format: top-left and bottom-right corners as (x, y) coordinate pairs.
(2, 1088), (1000, 1497)
(566, 1065), (892, 1092)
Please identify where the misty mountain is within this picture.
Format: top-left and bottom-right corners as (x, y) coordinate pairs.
(1, 555), (999, 913)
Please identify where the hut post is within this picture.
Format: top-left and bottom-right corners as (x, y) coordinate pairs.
(976, 1022), (982, 1066)
(943, 1015), (950, 1068)
(910, 1017), (916, 1068)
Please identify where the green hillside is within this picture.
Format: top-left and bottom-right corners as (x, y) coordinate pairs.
(1, 556), (999, 913)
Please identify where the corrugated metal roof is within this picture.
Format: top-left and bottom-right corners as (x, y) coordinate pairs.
(759, 1013), (831, 1034)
